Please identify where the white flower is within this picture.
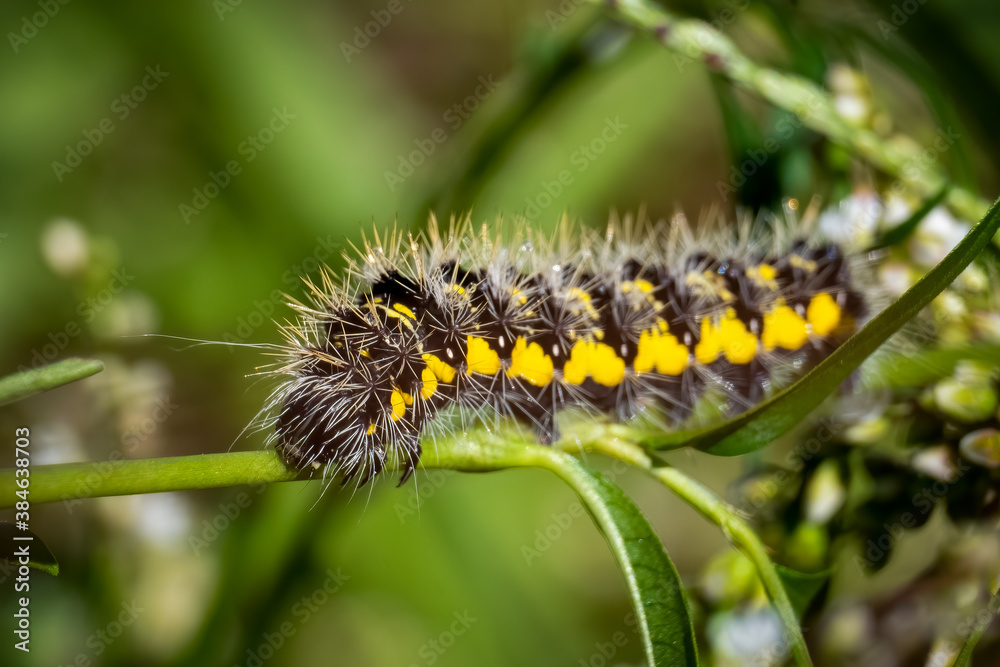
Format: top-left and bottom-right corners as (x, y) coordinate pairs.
(909, 207), (970, 267)
(819, 192), (883, 246)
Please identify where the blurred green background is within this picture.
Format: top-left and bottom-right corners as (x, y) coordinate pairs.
(2, 0), (1000, 665)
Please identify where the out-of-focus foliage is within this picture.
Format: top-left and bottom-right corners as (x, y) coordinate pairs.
(2, 0), (1000, 665)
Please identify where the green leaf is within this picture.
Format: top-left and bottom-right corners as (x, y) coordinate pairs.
(869, 185), (950, 251)
(0, 522), (59, 576)
(542, 454), (699, 666)
(0, 358), (104, 407)
(774, 565), (828, 620)
(642, 195), (1000, 456)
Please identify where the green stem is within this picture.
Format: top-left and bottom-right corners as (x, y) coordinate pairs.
(4, 452), (298, 507)
(0, 358), (104, 407)
(649, 467), (811, 667)
(0, 431), (700, 665)
(596, 0), (992, 226)
(576, 436), (812, 667)
(0, 437), (549, 509)
(953, 586), (1000, 666)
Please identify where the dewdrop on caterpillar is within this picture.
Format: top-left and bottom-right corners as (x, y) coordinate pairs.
(257, 208), (872, 488)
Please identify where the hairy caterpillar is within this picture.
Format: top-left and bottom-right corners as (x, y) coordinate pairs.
(260, 212), (868, 486)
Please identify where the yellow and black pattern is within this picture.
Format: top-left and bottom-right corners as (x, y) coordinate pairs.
(270, 221), (866, 485)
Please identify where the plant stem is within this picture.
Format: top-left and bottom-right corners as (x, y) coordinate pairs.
(576, 436), (813, 667)
(0, 436), (550, 509)
(5, 452), (297, 507)
(595, 0), (992, 226)
(0, 358), (104, 407)
(953, 586), (1000, 666)
(649, 467), (811, 667)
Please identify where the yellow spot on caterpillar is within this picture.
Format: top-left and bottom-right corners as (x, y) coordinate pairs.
(762, 304), (809, 351)
(390, 389), (406, 421)
(422, 354), (456, 384)
(382, 305), (416, 330)
(449, 283), (466, 295)
(359, 350), (371, 358)
(686, 270), (732, 302)
(694, 310), (758, 365)
(634, 329), (688, 376)
(719, 311), (757, 365)
(567, 288), (599, 319)
(807, 292), (842, 337)
(393, 303), (417, 320)
(466, 336), (501, 376)
(747, 264), (778, 290)
(563, 341), (626, 386)
(508, 337), (555, 386)
(420, 367), (438, 400)
(789, 255), (818, 273)
(695, 319), (721, 365)
(367, 423), (377, 435)
(621, 279), (654, 294)
(401, 391), (413, 405)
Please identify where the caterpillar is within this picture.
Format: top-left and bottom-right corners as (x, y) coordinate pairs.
(261, 212), (868, 487)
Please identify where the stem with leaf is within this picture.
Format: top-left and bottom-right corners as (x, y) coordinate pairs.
(593, 0), (992, 226)
(575, 436), (815, 667)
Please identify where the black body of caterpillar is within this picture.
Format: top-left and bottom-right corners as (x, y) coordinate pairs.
(268, 218), (866, 485)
